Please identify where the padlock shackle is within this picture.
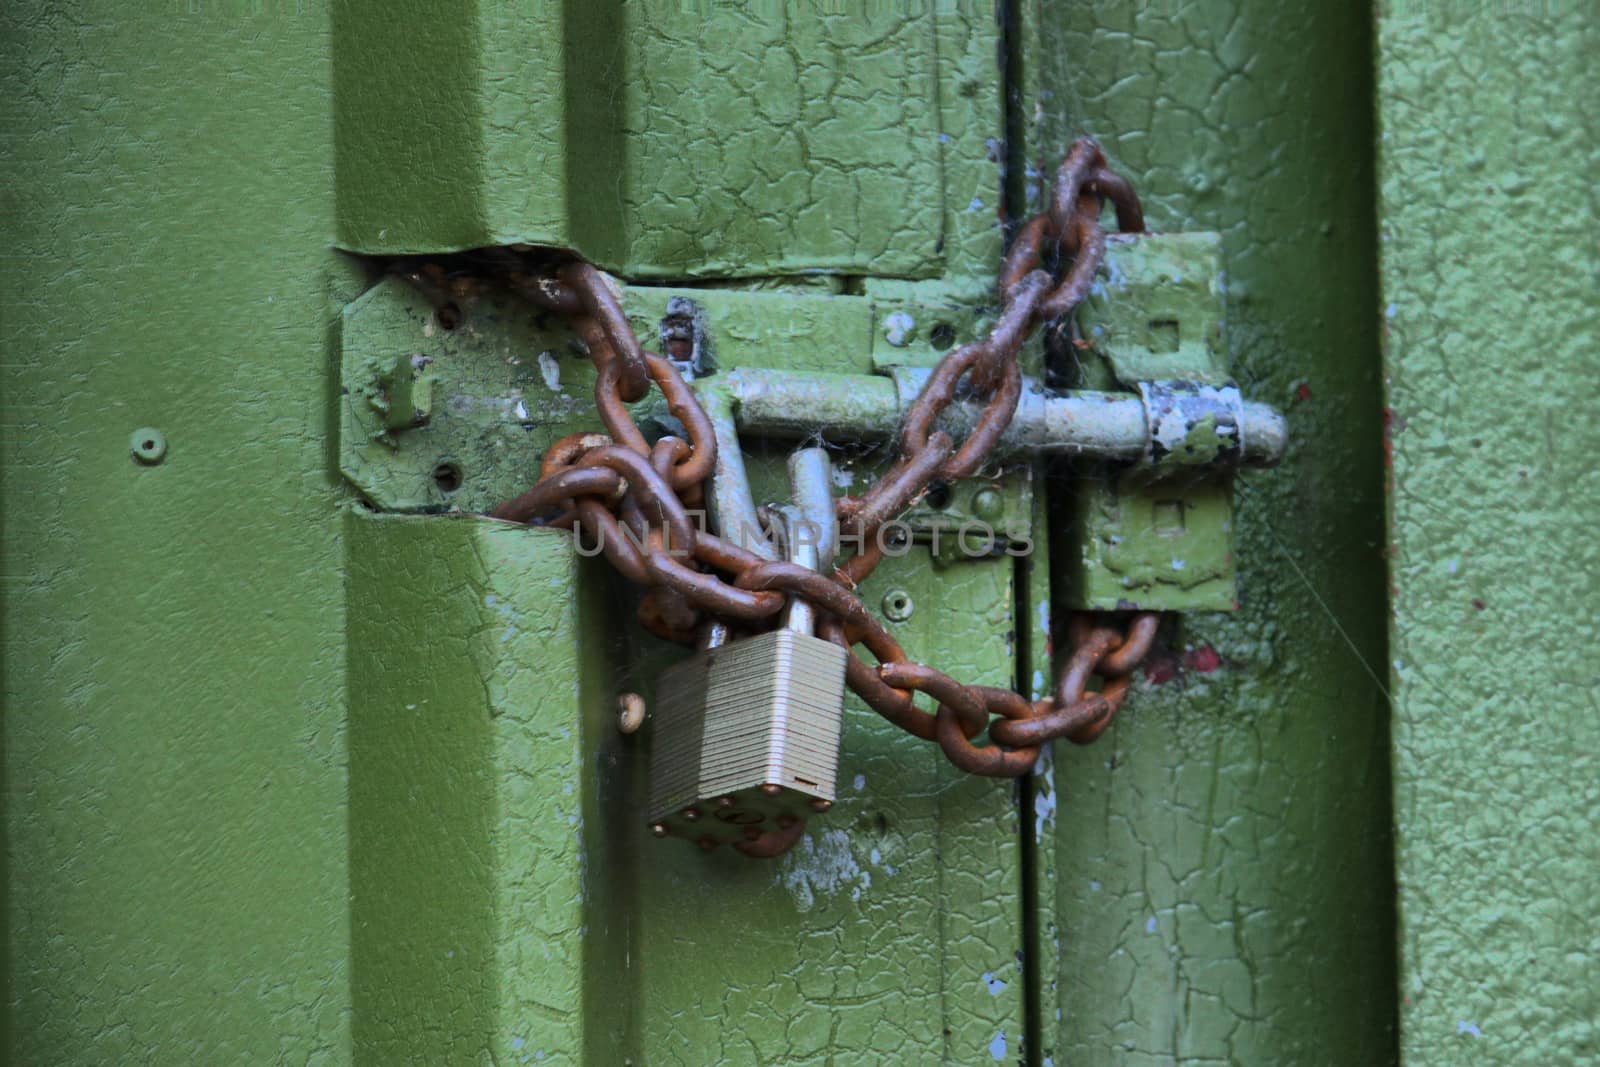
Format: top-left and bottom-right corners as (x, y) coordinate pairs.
(780, 447), (836, 636)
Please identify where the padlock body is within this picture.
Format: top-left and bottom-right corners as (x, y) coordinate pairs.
(648, 629), (847, 846)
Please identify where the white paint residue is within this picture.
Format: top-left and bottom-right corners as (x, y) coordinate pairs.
(777, 829), (870, 911)
(1031, 670), (1046, 699)
(1171, 558), (1186, 571)
(852, 773), (866, 792)
(967, 196), (985, 212)
(1089, 880), (1102, 892)
(1457, 1021), (1481, 1038)
(832, 466), (855, 489)
(1386, 302), (1398, 319)
(988, 1031), (1007, 1060)
(1037, 601), (1050, 636)
(1100, 248), (1127, 291)
(538, 351), (561, 391)
(484, 592), (518, 644)
(1146, 916), (1158, 933)
(883, 311), (916, 347)
(982, 972), (1007, 996)
(1033, 745), (1057, 839)
(513, 399), (530, 421)
(1447, 559), (1459, 574)
(870, 847), (881, 865)
(510, 1037), (526, 1050)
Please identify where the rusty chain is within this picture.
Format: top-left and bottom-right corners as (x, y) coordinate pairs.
(490, 138), (1161, 778)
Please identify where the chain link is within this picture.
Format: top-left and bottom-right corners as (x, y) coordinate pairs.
(491, 139), (1162, 776)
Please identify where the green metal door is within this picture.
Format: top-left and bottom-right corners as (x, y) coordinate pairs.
(3, 3), (1592, 1065)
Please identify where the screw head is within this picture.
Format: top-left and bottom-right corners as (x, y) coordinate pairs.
(130, 428), (167, 465)
(881, 589), (914, 623)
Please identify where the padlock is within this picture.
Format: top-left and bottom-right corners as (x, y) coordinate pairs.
(647, 448), (847, 850)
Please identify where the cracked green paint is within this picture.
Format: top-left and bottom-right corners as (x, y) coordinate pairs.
(1377, 4), (1599, 1064)
(335, 3), (1009, 283)
(347, 514), (632, 1064)
(1029, 1), (1395, 1064)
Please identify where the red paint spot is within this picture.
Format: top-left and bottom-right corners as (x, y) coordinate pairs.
(1144, 655), (1178, 685)
(1184, 644), (1222, 673)
(1472, 597), (1486, 611)
(1295, 381), (1312, 402)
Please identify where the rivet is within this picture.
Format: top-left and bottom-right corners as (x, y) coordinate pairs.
(130, 428), (167, 465)
(649, 823), (669, 838)
(682, 807), (701, 822)
(616, 692), (646, 734)
(716, 795), (736, 808)
(881, 589), (914, 623)
(809, 798), (833, 813)
(972, 487), (1004, 521)
(759, 783), (782, 797)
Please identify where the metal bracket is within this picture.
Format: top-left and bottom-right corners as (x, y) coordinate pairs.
(1064, 231), (1247, 611)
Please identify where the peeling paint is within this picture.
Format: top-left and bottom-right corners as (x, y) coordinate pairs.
(776, 829), (870, 911)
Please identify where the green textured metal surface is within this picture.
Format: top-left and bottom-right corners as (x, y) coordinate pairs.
(347, 514), (633, 1064)
(1377, 6), (1599, 1064)
(1, 7), (350, 1062)
(334, 4), (1009, 283)
(22, 1), (1583, 1063)
(1028, 2), (1396, 1064)
(1067, 232), (1238, 613)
